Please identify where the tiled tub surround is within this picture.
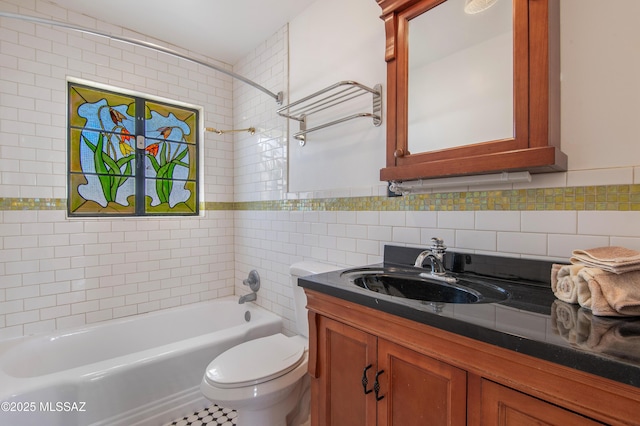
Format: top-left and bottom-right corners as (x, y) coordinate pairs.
(0, 297), (282, 426)
(0, 0), (238, 340)
(298, 245), (640, 388)
(0, 210), (236, 340)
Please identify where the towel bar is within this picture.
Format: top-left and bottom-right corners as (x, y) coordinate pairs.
(277, 81), (382, 146)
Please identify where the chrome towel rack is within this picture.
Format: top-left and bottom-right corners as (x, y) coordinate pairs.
(277, 81), (382, 146)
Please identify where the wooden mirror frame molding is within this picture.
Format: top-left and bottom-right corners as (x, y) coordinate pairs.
(377, 0), (567, 182)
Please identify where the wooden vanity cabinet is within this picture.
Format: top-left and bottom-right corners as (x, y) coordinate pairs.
(311, 314), (466, 426)
(478, 379), (604, 425)
(313, 315), (376, 425)
(377, 338), (466, 425)
(305, 289), (640, 426)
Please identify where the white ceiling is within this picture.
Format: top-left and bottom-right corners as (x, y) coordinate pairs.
(49, 0), (317, 64)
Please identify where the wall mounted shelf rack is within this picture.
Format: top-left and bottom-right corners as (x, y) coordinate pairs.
(277, 81), (382, 146)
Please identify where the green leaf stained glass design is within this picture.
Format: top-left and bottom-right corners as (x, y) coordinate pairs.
(68, 83), (199, 216)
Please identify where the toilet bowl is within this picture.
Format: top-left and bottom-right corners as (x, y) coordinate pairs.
(200, 261), (340, 426)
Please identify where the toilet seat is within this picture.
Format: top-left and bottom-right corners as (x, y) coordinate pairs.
(204, 334), (305, 389)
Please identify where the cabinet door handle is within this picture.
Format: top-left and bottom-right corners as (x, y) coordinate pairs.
(374, 370), (385, 401)
(361, 364), (373, 394)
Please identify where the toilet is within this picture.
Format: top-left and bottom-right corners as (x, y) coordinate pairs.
(200, 261), (340, 426)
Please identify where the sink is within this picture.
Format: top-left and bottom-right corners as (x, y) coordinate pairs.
(340, 267), (509, 304)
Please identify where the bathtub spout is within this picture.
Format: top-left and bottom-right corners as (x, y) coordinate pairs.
(238, 293), (257, 304)
(239, 270), (260, 304)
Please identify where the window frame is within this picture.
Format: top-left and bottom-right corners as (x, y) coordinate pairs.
(67, 82), (200, 217)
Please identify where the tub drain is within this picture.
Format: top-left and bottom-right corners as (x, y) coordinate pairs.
(244, 311), (251, 322)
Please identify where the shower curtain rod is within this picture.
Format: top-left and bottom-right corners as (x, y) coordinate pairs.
(0, 11), (284, 104)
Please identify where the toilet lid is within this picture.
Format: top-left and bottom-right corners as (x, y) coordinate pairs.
(205, 333), (305, 389)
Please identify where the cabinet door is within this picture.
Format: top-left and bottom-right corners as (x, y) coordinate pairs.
(315, 316), (378, 426)
(480, 379), (604, 425)
(377, 339), (467, 426)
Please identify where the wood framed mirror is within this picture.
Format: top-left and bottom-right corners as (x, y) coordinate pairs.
(377, 0), (566, 183)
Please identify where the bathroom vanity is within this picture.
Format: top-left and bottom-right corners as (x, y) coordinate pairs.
(299, 246), (640, 425)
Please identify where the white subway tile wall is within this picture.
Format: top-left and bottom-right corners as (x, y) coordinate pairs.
(232, 206), (640, 335)
(566, 168), (633, 188)
(0, 0), (235, 339)
(232, 25), (288, 203)
(3, 0), (640, 344)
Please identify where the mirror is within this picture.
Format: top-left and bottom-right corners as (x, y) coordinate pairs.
(408, 0), (513, 153)
(377, 0), (566, 183)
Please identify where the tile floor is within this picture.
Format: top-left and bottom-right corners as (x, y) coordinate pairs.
(165, 404), (237, 426)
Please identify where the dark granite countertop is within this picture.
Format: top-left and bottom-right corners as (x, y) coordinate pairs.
(298, 245), (640, 388)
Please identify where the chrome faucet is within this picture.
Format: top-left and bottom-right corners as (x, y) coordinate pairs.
(238, 269), (260, 304)
(414, 238), (457, 283)
(238, 292), (257, 304)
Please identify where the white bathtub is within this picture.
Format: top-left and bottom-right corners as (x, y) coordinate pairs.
(0, 296), (282, 426)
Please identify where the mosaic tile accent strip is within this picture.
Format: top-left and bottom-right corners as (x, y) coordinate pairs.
(204, 202), (236, 211)
(232, 184), (640, 212)
(3, 185), (640, 212)
(0, 198), (66, 211)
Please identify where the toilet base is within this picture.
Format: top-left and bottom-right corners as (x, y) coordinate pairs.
(234, 375), (310, 426)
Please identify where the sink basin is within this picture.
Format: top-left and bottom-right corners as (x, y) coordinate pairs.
(340, 267), (509, 304)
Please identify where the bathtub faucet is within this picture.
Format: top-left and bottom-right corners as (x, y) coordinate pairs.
(238, 293), (257, 304)
(239, 269), (260, 304)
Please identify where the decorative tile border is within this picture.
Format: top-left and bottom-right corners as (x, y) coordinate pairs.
(232, 185), (640, 212)
(2, 185), (640, 212)
(0, 198), (67, 211)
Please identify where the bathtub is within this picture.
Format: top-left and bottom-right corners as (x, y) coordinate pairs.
(0, 296), (282, 426)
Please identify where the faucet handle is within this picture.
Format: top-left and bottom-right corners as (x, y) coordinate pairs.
(243, 270), (260, 292)
(430, 237), (447, 253)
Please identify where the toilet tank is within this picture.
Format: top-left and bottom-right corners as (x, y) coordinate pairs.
(290, 261), (341, 337)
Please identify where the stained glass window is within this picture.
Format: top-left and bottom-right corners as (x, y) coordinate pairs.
(68, 83), (199, 216)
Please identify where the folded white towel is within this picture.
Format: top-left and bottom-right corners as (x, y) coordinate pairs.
(551, 263), (585, 304)
(551, 262), (640, 317)
(571, 246), (640, 274)
(577, 268), (640, 317)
